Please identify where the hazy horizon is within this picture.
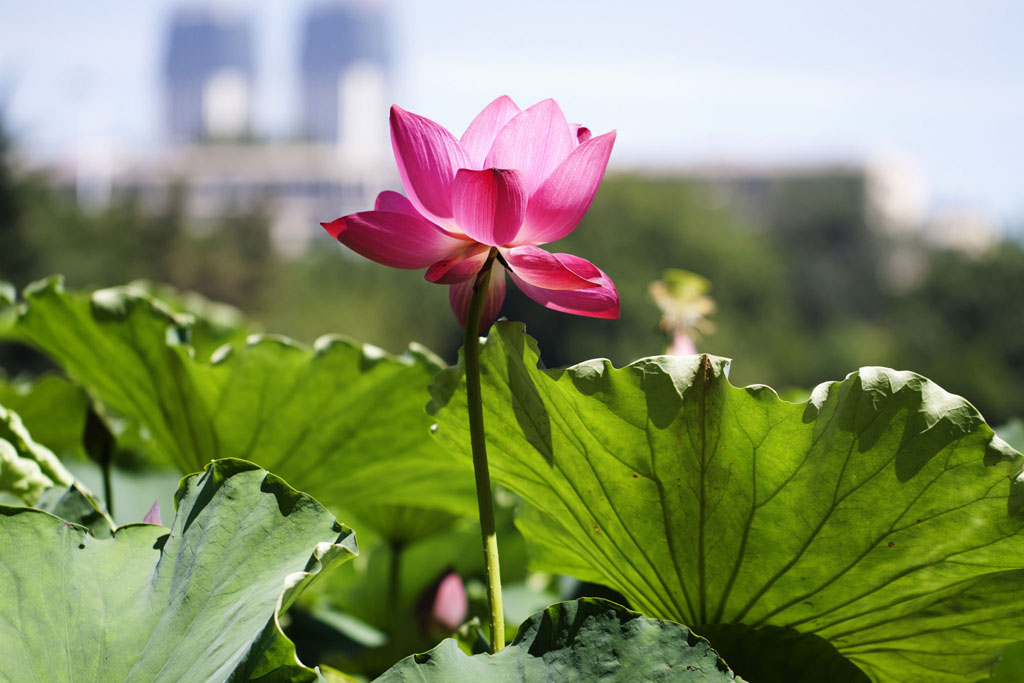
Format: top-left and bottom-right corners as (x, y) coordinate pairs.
(1, 0), (1021, 228)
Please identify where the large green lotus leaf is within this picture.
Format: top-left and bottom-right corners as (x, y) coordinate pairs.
(122, 279), (254, 359)
(0, 400), (112, 531)
(0, 437), (51, 504)
(427, 323), (1024, 682)
(11, 277), (475, 519)
(0, 373), (91, 459)
(34, 481), (116, 537)
(989, 641), (1024, 682)
(374, 598), (741, 682)
(0, 458), (358, 682)
(193, 335), (472, 515)
(0, 403), (76, 504)
(10, 277), (211, 473)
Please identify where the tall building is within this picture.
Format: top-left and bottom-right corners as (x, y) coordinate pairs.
(163, 7), (255, 143)
(299, 1), (392, 153)
(87, 2), (399, 255)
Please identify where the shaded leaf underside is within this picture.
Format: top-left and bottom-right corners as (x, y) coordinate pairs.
(375, 598), (741, 682)
(428, 323), (1024, 682)
(11, 278), (476, 520)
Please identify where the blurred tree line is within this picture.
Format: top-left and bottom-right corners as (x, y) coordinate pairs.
(530, 171), (1024, 424)
(2, 119), (1022, 423)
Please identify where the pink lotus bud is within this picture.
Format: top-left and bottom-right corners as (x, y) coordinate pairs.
(142, 500), (162, 525)
(431, 571), (469, 632)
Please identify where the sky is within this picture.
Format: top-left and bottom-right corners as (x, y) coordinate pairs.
(1, 0), (1022, 227)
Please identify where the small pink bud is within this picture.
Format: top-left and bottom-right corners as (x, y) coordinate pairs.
(432, 571), (468, 631)
(668, 331), (698, 356)
(143, 501), (162, 525)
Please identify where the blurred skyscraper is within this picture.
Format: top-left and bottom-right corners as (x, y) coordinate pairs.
(163, 7), (254, 143)
(299, 1), (391, 154)
(126, 3), (398, 254)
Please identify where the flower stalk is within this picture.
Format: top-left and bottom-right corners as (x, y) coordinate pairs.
(464, 248), (504, 653)
(84, 407), (116, 517)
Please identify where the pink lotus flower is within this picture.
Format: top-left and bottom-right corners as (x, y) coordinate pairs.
(321, 96), (619, 331)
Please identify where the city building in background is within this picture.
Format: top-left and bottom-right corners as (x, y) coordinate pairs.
(638, 159), (997, 288)
(79, 1), (398, 255)
(58, 1), (998, 261)
(163, 7), (255, 143)
(300, 0), (392, 155)
(115, 141), (395, 257)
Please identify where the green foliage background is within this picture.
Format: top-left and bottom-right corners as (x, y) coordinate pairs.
(4, 113), (1024, 679)
(3, 117), (1020, 423)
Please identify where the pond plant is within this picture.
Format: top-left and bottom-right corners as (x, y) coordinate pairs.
(1, 97), (1023, 682)
(323, 96), (619, 654)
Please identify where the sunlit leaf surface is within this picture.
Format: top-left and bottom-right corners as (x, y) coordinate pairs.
(429, 322), (1024, 682)
(0, 403), (75, 504)
(0, 458), (357, 682)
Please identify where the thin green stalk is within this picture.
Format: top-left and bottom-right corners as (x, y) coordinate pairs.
(464, 248), (504, 653)
(84, 408), (115, 517)
(101, 461), (114, 518)
(388, 540), (404, 631)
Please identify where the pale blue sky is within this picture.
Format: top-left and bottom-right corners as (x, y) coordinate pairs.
(1, 0), (1022, 225)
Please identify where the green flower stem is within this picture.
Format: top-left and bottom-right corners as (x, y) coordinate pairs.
(101, 459), (114, 518)
(388, 540), (404, 628)
(84, 407), (115, 517)
(464, 248), (504, 653)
